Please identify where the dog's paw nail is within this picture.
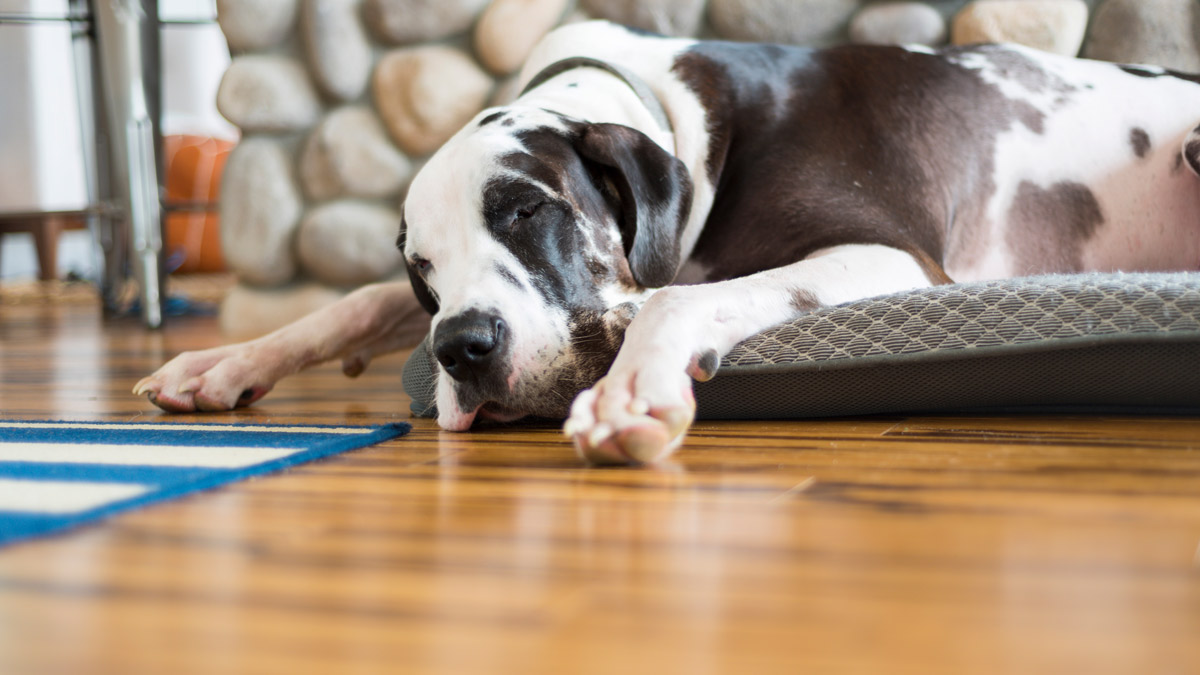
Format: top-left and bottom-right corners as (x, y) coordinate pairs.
(629, 398), (650, 415)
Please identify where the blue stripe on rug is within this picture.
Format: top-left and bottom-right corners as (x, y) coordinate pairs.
(0, 420), (411, 547)
(0, 422), (395, 447)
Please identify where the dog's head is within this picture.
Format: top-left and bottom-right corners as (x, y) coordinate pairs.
(400, 108), (693, 429)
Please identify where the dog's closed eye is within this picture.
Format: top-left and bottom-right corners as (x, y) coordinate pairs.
(515, 202), (545, 221)
(411, 256), (432, 274)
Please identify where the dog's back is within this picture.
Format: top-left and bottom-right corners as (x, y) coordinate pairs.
(530, 23), (1200, 283)
(674, 40), (1200, 283)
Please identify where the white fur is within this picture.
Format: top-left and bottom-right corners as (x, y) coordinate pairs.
(943, 46), (1200, 280)
(565, 245), (934, 464)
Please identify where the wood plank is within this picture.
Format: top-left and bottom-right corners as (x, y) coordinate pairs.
(0, 301), (1198, 674)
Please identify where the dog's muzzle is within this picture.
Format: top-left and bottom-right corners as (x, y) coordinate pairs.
(432, 309), (509, 384)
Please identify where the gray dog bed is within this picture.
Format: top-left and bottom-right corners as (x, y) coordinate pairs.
(402, 273), (1200, 420)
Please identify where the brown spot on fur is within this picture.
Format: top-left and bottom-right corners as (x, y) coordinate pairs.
(981, 47), (1077, 97)
(792, 289), (819, 312)
(1005, 181), (1104, 273)
(1016, 105), (1046, 135)
(1130, 128), (1151, 159)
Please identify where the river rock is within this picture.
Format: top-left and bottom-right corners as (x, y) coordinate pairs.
(708, 0), (859, 45)
(1084, 0), (1200, 73)
(373, 46), (493, 156)
(364, 0), (489, 44)
(952, 0), (1089, 56)
(850, 2), (947, 46)
(300, 107), (412, 200)
(580, 0), (706, 37)
(475, 0), (569, 76)
(216, 55), (321, 132)
(301, 0), (372, 101)
(296, 201), (405, 286)
(216, 0), (297, 52)
(219, 138), (303, 286)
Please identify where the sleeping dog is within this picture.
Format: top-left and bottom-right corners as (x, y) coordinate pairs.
(137, 21), (1200, 464)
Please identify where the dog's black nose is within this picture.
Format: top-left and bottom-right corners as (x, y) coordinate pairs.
(433, 310), (508, 382)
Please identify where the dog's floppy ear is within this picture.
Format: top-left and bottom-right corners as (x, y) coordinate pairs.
(397, 216), (439, 315)
(575, 123), (693, 288)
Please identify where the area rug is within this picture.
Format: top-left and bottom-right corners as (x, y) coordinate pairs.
(0, 420), (410, 547)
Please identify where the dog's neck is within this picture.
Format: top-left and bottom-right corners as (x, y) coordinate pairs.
(515, 63), (677, 157)
(521, 57), (675, 135)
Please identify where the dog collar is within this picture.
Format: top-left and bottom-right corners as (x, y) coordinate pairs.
(520, 56), (674, 135)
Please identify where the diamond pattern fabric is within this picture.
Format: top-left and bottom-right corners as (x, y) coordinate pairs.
(722, 273), (1200, 368)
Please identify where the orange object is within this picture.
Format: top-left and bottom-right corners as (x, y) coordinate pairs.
(163, 135), (234, 274)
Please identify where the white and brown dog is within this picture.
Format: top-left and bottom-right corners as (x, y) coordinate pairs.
(137, 21), (1200, 464)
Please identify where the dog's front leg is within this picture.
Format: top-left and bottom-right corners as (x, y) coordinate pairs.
(135, 281), (430, 412)
(565, 245), (941, 465)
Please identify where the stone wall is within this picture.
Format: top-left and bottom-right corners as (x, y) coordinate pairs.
(213, 0), (1200, 337)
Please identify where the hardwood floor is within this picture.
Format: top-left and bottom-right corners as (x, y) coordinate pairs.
(1, 297), (1198, 674)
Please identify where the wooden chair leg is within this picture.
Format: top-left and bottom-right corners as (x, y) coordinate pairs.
(31, 217), (63, 281)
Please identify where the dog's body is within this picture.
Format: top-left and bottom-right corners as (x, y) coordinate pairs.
(138, 21), (1200, 464)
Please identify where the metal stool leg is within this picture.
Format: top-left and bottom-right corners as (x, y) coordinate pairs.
(91, 0), (164, 328)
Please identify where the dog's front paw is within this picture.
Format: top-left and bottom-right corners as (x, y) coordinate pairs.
(563, 365), (696, 465)
(133, 346), (275, 413)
